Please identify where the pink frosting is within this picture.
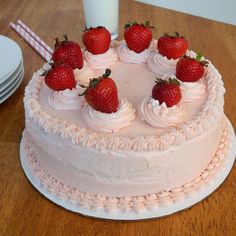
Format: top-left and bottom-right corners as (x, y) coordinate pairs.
(117, 40), (156, 64)
(84, 48), (118, 69)
(180, 79), (206, 102)
(48, 85), (84, 110)
(139, 97), (185, 128)
(73, 62), (95, 86)
(186, 50), (197, 58)
(21, 118), (230, 213)
(82, 98), (136, 133)
(147, 51), (178, 77)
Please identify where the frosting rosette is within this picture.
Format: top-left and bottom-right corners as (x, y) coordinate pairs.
(180, 79), (206, 102)
(139, 97), (184, 128)
(73, 62), (95, 86)
(117, 40), (156, 64)
(48, 85), (83, 110)
(147, 51), (178, 77)
(185, 50), (197, 59)
(84, 48), (118, 69)
(82, 98), (136, 133)
(110, 40), (122, 48)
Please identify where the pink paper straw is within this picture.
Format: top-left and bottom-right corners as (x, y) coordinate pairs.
(17, 20), (54, 55)
(10, 22), (52, 62)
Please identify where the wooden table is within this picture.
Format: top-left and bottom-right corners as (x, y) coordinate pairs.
(1, 0), (236, 235)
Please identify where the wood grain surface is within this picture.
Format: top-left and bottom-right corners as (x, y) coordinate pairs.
(0, 0), (236, 235)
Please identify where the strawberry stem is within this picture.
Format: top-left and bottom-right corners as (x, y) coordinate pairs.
(155, 77), (180, 86)
(79, 68), (112, 96)
(124, 21), (134, 29)
(168, 77), (180, 86)
(78, 83), (87, 89)
(64, 35), (68, 41)
(144, 21), (154, 28)
(54, 35), (69, 49)
(124, 21), (154, 29)
(54, 37), (60, 48)
(196, 53), (209, 67)
(84, 26), (105, 31)
(164, 32), (183, 38)
(196, 52), (203, 61)
(102, 68), (111, 78)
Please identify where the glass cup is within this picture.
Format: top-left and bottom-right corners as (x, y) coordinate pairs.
(82, 0), (119, 40)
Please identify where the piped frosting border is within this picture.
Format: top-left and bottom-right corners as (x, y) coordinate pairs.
(24, 58), (225, 151)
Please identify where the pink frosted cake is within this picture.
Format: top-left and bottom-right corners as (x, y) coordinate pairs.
(21, 26), (231, 215)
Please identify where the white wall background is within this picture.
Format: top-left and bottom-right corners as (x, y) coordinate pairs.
(136, 0), (236, 25)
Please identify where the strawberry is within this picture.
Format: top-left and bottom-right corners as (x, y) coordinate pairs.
(52, 35), (83, 69)
(124, 21), (153, 53)
(81, 68), (119, 113)
(176, 53), (209, 82)
(44, 63), (76, 91)
(82, 26), (111, 55)
(157, 32), (188, 59)
(152, 78), (181, 107)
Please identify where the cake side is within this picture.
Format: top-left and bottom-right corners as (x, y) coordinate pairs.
(21, 117), (230, 211)
(25, 114), (224, 197)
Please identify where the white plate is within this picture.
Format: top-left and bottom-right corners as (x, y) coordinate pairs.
(0, 67), (24, 97)
(0, 58), (23, 87)
(20, 118), (236, 220)
(0, 68), (24, 103)
(0, 35), (22, 83)
(0, 60), (23, 92)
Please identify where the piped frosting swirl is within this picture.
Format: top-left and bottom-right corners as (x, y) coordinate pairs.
(139, 97), (184, 128)
(82, 98), (136, 133)
(180, 79), (206, 102)
(73, 62), (95, 86)
(84, 48), (118, 69)
(48, 85), (83, 110)
(117, 40), (156, 64)
(147, 51), (178, 77)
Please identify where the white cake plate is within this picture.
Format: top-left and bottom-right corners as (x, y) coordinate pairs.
(20, 118), (236, 220)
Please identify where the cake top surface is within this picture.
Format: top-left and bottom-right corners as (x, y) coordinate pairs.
(39, 60), (206, 136)
(24, 47), (224, 152)
(24, 27), (225, 151)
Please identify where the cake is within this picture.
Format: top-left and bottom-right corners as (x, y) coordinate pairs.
(21, 24), (232, 216)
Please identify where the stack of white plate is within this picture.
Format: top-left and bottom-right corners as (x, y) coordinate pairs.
(0, 35), (24, 104)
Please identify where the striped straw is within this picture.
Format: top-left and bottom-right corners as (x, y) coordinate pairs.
(17, 20), (54, 55)
(9, 22), (52, 62)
